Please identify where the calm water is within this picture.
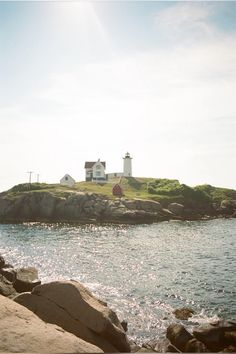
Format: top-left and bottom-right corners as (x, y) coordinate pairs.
(0, 219), (235, 343)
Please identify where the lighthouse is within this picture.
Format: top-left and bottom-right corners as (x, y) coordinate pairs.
(123, 152), (132, 177)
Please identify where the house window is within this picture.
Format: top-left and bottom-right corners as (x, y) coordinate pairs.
(96, 171), (101, 177)
(65, 176), (68, 181)
(96, 165), (101, 170)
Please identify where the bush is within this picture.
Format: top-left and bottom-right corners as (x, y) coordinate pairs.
(9, 183), (51, 193)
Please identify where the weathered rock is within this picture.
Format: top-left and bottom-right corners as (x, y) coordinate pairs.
(193, 320), (236, 352)
(142, 338), (171, 352)
(0, 266), (16, 282)
(184, 338), (208, 352)
(0, 255), (5, 268)
(173, 307), (195, 320)
(31, 280), (130, 352)
(0, 294), (103, 353)
(13, 266), (41, 292)
(166, 324), (193, 352)
(124, 199), (162, 212)
(0, 274), (16, 297)
(14, 292), (118, 352)
(224, 331), (236, 346)
(168, 203), (184, 216)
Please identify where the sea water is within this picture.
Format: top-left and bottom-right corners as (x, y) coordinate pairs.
(0, 218), (235, 343)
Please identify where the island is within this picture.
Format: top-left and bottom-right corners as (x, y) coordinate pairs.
(0, 177), (236, 224)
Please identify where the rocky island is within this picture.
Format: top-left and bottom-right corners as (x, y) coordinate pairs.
(0, 178), (236, 224)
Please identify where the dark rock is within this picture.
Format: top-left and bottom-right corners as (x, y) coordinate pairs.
(13, 267), (41, 293)
(173, 307), (195, 320)
(0, 255), (5, 268)
(0, 267), (16, 282)
(223, 331), (236, 347)
(0, 274), (17, 297)
(121, 320), (128, 332)
(184, 338), (208, 352)
(167, 203), (184, 216)
(167, 324), (193, 352)
(193, 320), (236, 352)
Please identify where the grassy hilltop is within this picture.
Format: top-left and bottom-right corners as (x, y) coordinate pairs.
(4, 177), (236, 209)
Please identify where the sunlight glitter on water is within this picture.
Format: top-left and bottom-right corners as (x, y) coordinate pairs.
(0, 219), (235, 343)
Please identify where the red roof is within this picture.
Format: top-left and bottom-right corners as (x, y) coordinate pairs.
(84, 161), (106, 168)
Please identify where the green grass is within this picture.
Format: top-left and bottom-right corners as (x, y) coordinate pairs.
(4, 178), (236, 207)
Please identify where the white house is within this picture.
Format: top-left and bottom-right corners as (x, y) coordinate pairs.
(84, 159), (106, 182)
(60, 174), (76, 187)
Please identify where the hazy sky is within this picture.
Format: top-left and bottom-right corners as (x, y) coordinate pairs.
(0, 1), (236, 192)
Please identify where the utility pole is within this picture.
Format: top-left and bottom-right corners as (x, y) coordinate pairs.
(37, 174), (39, 183)
(27, 171), (34, 184)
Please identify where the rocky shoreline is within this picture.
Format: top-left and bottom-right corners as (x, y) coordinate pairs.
(0, 190), (236, 225)
(1, 254), (236, 353)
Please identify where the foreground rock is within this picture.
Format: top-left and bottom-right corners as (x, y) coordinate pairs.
(166, 320), (236, 352)
(0, 261), (41, 297)
(14, 280), (131, 353)
(0, 294), (103, 353)
(193, 320), (236, 352)
(173, 307), (195, 320)
(14, 266), (41, 292)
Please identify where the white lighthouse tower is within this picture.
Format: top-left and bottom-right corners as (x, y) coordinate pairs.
(123, 152), (132, 177)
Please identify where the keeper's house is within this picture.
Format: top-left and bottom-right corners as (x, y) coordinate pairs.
(84, 159), (106, 182)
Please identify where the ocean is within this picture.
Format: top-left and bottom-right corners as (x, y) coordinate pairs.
(0, 218), (235, 344)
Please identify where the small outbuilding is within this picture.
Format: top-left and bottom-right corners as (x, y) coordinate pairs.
(60, 174), (76, 188)
(112, 184), (123, 197)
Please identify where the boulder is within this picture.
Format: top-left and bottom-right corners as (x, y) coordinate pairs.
(31, 280), (130, 352)
(173, 307), (195, 320)
(13, 266), (41, 292)
(14, 292), (118, 352)
(168, 203), (184, 216)
(184, 338), (208, 352)
(166, 324), (193, 352)
(0, 274), (16, 297)
(193, 320), (236, 352)
(0, 294), (103, 353)
(0, 266), (16, 282)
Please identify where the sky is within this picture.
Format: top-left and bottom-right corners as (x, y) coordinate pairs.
(0, 1), (236, 192)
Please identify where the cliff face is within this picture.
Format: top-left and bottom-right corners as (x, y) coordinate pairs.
(0, 191), (167, 224)
(0, 190), (235, 224)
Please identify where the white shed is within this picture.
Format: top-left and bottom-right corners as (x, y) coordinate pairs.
(60, 174), (76, 187)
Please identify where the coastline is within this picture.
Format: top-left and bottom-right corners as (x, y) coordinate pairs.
(0, 189), (235, 225)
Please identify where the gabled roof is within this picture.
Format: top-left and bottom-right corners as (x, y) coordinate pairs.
(84, 161), (106, 168)
(60, 174), (75, 182)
